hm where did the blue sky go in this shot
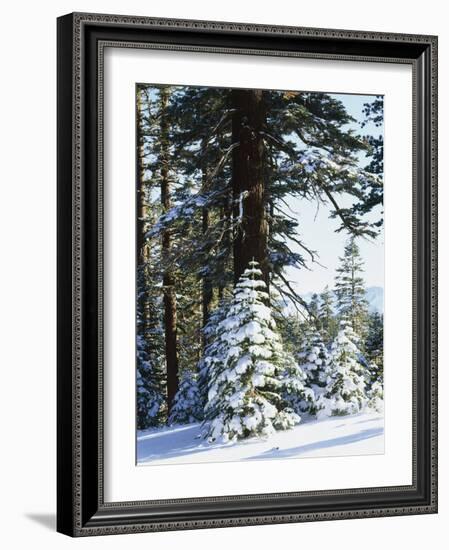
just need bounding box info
[285,93,384,294]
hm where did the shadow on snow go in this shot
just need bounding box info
[137,414,384,464]
[138,423,211,462]
[246,427,383,460]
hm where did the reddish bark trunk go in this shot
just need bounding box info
[231,89,269,286]
[202,206,213,329]
[160,88,179,412]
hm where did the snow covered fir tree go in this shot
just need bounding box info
[135,83,385,464]
[334,236,370,343]
[168,370,203,425]
[316,321,368,418]
[202,261,311,442]
[136,264,166,429]
[297,329,330,388]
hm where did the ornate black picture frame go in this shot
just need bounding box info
[57,12,438,537]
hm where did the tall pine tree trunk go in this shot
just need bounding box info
[136,87,146,261]
[201,159,213,334]
[160,87,179,413]
[218,193,232,300]
[136,88,151,348]
[202,207,213,323]
[231,89,269,286]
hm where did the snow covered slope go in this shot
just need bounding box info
[137,412,384,466]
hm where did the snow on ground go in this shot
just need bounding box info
[137,412,384,466]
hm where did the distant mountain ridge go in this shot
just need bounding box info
[301,286,384,314]
[364,286,384,314]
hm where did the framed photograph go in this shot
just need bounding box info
[57,12,438,536]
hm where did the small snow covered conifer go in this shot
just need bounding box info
[197,299,230,409]
[317,321,367,417]
[203,261,305,442]
[168,370,203,425]
[365,311,384,387]
[298,330,330,388]
[280,350,316,416]
[367,380,384,413]
[136,267,167,429]
[136,334,166,428]
[334,236,369,342]
[318,285,338,342]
